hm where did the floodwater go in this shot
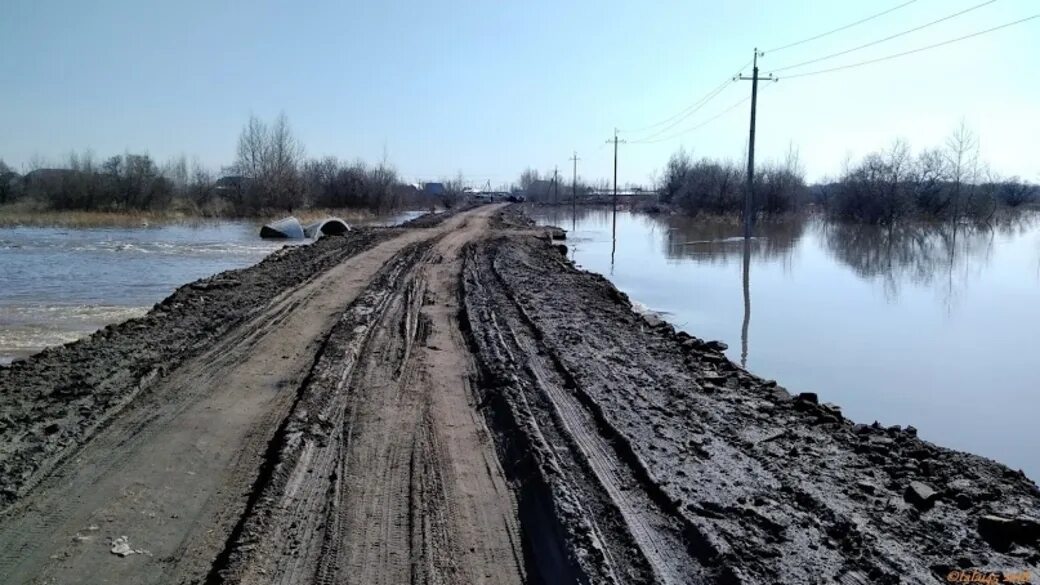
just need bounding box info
[0,211,423,365]
[530,206,1040,480]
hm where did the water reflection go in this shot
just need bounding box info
[741,236,751,368]
[534,205,1038,303]
[658,215,806,264]
[821,214,1038,305]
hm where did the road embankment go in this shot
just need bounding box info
[0,204,1036,584]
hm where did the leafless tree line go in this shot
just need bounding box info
[0,113,426,214]
[659,147,808,216]
[0,151,202,211]
[824,123,1038,225]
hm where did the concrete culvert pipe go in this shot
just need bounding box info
[260,216,305,239]
[304,218,351,238]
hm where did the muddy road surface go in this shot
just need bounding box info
[1,204,1038,584]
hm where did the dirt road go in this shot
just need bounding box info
[1,204,1038,584]
[0,205,522,585]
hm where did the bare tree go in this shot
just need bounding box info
[996,177,1035,207]
[518,168,540,192]
[0,159,21,204]
[162,155,190,196]
[945,121,978,222]
[302,156,340,207]
[231,113,304,211]
[442,171,466,209]
[266,112,305,210]
[188,159,215,209]
[235,115,268,181]
[831,140,913,225]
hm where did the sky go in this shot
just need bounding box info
[1,0,1037,186]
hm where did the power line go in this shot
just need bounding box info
[766,0,919,53]
[629,88,764,145]
[619,78,734,136]
[619,59,752,135]
[779,13,1040,80]
[629,81,737,142]
[770,0,997,74]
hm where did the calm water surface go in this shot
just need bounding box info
[530,206,1040,479]
[0,211,423,365]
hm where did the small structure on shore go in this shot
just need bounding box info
[304,218,350,238]
[259,216,305,239]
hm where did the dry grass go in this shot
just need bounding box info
[0,207,205,228]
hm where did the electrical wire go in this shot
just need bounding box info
[765,0,919,53]
[630,80,737,142]
[619,58,753,136]
[630,84,770,145]
[770,0,997,74]
[619,78,732,135]
[779,13,1039,79]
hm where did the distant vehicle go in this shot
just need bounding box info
[507,194,525,203]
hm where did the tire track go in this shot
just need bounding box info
[461,238,711,584]
[211,204,523,585]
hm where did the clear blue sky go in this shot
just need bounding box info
[2,0,1037,186]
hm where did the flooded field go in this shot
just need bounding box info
[530,206,1040,479]
[0,211,422,364]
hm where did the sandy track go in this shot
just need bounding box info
[0,205,517,585]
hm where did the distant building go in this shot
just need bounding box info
[422,182,445,196]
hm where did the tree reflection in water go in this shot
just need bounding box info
[657,215,806,265]
[646,213,808,369]
[820,212,1038,309]
[527,205,1038,372]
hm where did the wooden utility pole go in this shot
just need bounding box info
[737,48,774,238]
[553,166,559,205]
[606,129,626,230]
[569,151,580,217]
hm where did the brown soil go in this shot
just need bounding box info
[0,204,1037,584]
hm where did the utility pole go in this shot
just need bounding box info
[737,48,774,238]
[553,165,559,205]
[605,128,626,232]
[569,151,580,218]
